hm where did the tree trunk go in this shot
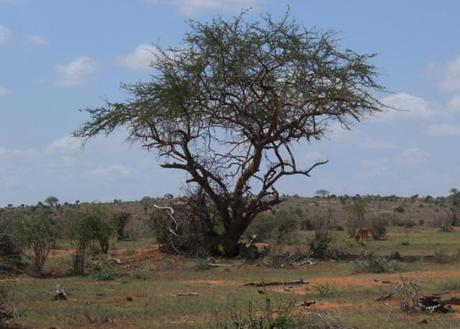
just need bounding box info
[220,236,240,257]
[219,215,254,257]
[99,239,109,254]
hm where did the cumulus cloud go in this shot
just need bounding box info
[379,92,438,121]
[358,139,396,150]
[26,34,48,46]
[117,44,158,70]
[46,135,81,153]
[440,55,460,92]
[0,86,11,96]
[0,134,176,205]
[147,0,259,16]
[0,24,10,44]
[56,56,97,86]
[425,124,460,137]
[85,164,133,178]
[400,147,430,166]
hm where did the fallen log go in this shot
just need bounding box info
[244,279,307,287]
[176,292,199,296]
[375,293,393,301]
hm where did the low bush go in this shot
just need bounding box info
[433,249,460,264]
[90,265,116,281]
[396,276,420,313]
[351,256,404,274]
[309,226,333,259]
[368,217,387,240]
[0,234,25,275]
[0,285,14,325]
[194,258,211,271]
[214,292,354,329]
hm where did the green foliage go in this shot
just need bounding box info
[309,225,333,259]
[368,216,387,240]
[245,210,297,243]
[393,206,405,213]
[0,234,25,275]
[433,249,460,264]
[351,257,404,274]
[75,11,383,257]
[20,206,58,273]
[69,206,115,274]
[90,265,116,281]
[113,211,131,241]
[214,293,351,329]
[345,197,367,237]
[0,285,14,324]
[194,258,211,271]
[314,283,338,298]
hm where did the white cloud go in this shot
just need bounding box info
[147,0,259,16]
[358,139,396,150]
[56,56,97,86]
[360,158,390,177]
[400,147,430,166]
[0,24,10,44]
[0,86,11,96]
[117,44,158,70]
[46,135,81,153]
[85,164,133,178]
[379,92,438,121]
[327,121,356,139]
[440,55,460,92]
[425,124,460,137]
[26,34,48,46]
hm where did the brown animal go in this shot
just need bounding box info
[354,228,370,244]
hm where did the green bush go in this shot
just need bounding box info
[90,265,116,281]
[433,249,460,264]
[368,217,387,240]
[19,206,58,274]
[194,258,211,271]
[351,257,404,274]
[0,234,25,275]
[245,210,297,243]
[309,227,333,259]
[0,285,14,324]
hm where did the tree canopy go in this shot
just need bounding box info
[75,12,383,256]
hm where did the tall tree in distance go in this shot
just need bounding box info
[75,12,383,256]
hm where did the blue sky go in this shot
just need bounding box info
[1,0,460,205]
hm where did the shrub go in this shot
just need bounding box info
[309,224,333,259]
[20,206,58,274]
[90,265,116,281]
[433,249,460,264]
[344,197,367,237]
[69,206,115,274]
[246,210,297,244]
[113,211,131,241]
[438,216,453,232]
[0,234,25,275]
[368,217,387,240]
[214,292,352,329]
[396,276,420,313]
[314,283,338,298]
[0,285,14,324]
[437,280,460,291]
[194,258,211,271]
[393,206,405,213]
[351,256,404,274]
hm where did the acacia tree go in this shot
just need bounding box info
[75,13,383,256]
